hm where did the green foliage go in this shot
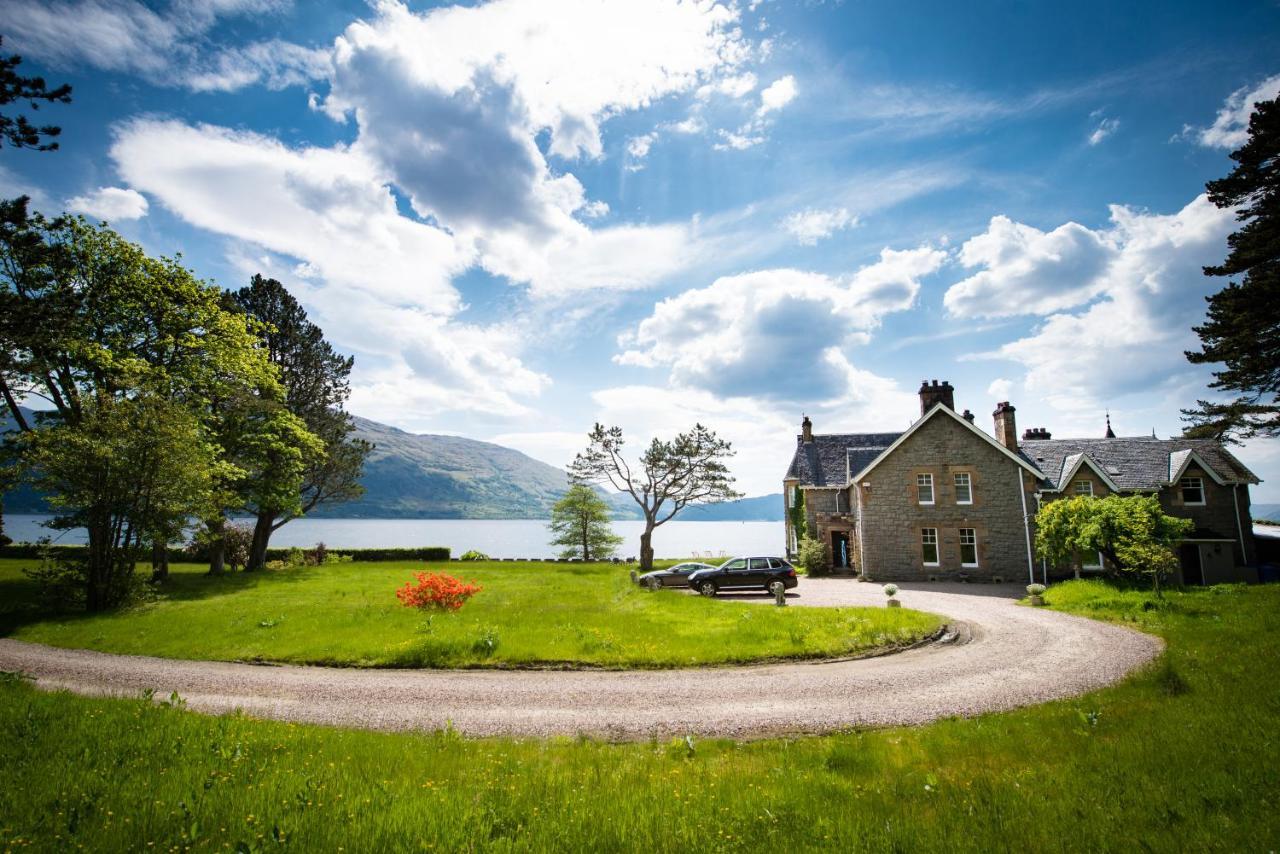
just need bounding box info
[458,550,489,561]
[795,536,829,577]
[1035,494,1193,595]
[0,203,281,608]
[0,558,938,669]
[0,580,1277,851]
[1183,95,1280,442]
[548,484,622,560]
[789,488,807,543]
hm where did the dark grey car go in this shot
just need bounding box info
[636,562,715,590]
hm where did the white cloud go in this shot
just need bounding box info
[617,246,946,401]
[1087,116,1119,146]
[714,128,765,150]
[65,186,149,221]
[756,74,797,116]
[986,378,1013,401]
[782,207,858,245]
[0,0,323,91]
[1185,73,1280,149]
[487,431,586,470]
[963,194,1236,413]
[944,215,1115,318]
[625,133,657,171]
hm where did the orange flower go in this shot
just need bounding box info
[395,571,482,611]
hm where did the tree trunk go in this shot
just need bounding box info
[582,515,590,562]
[85,519,112,612]
[246,511,276,571]
[639,526,655,573]
[207,517,226,576]
[150,539,169,583]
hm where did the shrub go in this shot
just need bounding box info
[264,560,287,571]
[883,583,899,598]
[795,536,829,577]
[224,524,253,571]
[286,547,306,567]
[306,542,329,566]
[395,572,482,612]
[1027,583,1047,596]
[458,549,490,561]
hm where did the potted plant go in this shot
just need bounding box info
[883,583,901,607]
[1026,583,1046,606]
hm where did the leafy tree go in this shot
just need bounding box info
[229,276,370,570]
[789,488,807,547]
[548,484,622,561]
[569,423,740,572]
[1035,495,1193,597]
[0,37,72,152]
[1183,96,1280,442]
[0,199,278,608]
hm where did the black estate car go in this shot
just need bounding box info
[687,557,798,597]
[637,562,715,590]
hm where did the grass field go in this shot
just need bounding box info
[0,558,940,668]
[0,579,1276,851]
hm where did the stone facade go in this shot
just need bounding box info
[855,412,1035,582]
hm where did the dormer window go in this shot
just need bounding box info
[1074,479,1093,496]
[917,473,934,505]
[954,472,972,504]
[1180,476,1205,505]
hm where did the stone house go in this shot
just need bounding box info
[783,380,1261,585]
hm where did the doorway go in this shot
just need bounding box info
[831,531,851,569]
[1179,543,1204,586]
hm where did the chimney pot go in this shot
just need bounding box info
[801,414,813,443]
[918,379,955,416]
[993,401,1018,449]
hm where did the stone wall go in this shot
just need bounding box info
[1158,462,1256,567]
[856,414,1035,582]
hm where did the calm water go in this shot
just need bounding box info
[4,515,785,560]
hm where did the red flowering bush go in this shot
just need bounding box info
[395,571,482,612]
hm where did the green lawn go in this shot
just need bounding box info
[0,580,1276,851]
[0,558,940,668]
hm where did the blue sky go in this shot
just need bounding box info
[3,0,1279,499]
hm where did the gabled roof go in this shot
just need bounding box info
[1057,452,1121,493]
[1169,449,1227,486]
[1020,436,1260,491]
[850,404,1044,483]
[785,431,900,487]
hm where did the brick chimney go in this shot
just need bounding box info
[801,414,813,444]
[919,380,955,415]
[962,409,975,423]
[1023,427,1051,441]
[993,402,1018,449]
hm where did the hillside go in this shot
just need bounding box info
[3,408,782,520]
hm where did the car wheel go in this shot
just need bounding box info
[646,577,662,591]
[698,581,718,597]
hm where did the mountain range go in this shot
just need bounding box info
[2,408,783,521]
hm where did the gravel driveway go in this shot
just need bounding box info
[0,579,1162,739]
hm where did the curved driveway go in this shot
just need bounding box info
[0,579,1162,739]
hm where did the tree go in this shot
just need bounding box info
[789,488,807,548]
[0,199,279,609]
[569,423,741,572]
[548,484,622,561]
[1035,494,1193,597]
[1183,95,1280,443]
[229,276,370,570]
[0,37,72,152]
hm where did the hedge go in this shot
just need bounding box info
[0,544,451,563]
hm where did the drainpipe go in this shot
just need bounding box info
[1232,484,1247,564]
[857,484,868,581]
[1018,465,1034,584]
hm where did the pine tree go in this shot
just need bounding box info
[1183,96,1280,442]
[547,484,622,561]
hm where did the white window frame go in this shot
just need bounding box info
[1081,551,1104,570]
[959,528,978,567]
[917,473,935,506]
[1180,476,1205,506]
[921,528,939,566]
[954,472,972,505]
[1074,479,1094,496]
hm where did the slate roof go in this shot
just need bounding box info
[785,432,901,487]
[1019,436,1260,491]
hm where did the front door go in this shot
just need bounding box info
[1179,543,1204,586]
[831,531,850,569]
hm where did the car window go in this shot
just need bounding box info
[749,558,769,570]
[768,558,784,569]
[722,559,747,570]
